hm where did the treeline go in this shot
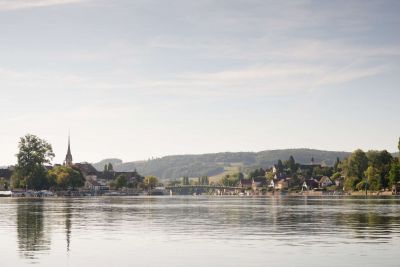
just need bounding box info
[11,134,85,190]
[93,149,350,179]
[341,147,400,191]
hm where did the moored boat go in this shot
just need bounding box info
[0,191,12,197]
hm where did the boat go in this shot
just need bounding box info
[0,191,12,197]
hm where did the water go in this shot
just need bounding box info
[1,196,400,267]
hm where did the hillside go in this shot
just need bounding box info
[92,149,351,180]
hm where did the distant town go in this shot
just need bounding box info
[0,134,399,197]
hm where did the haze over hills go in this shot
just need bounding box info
[92,149,351,180]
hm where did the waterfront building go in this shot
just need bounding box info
[64,134,73,166]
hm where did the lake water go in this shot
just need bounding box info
[1,196,400,267]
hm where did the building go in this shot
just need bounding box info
[252,177,267,191]
[65,134,73,166]
[74,162,99,181]
[239,178,252,189]
[302,179,319,190]
[318,176,334,188]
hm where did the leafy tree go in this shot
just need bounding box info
[342,149,368,189]
[220,174,239,186]
[0,178,9,190]
[344,176,358,191]
[12,134,55,190]
[365,166,381,191]
[103,164,108,172]
[367,150,393,188]
[334,157,340,172]
[288,155,297,173]
[276,160,284,173]
[248,168,265,179]
[48,166,85,190]
[331,172,341,181]
[198,176,209,185]
[389,161,400,186]
[115,174,128,189]
[182,176,190,185]
[144,176,158,190]
[107,163,114,172]
[398,137,400,155]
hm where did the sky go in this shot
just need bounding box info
[0,0,399,165]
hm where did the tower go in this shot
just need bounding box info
[65,134,73,166]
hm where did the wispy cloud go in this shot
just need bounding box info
[0,0,86,11]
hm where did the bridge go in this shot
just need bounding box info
[165,185,242,191]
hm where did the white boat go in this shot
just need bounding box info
[0,191,12,197]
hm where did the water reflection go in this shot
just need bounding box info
[16,199,50,260]
[64,201,72,252]
[5,196,400,266]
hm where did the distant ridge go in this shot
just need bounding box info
[92,149,351,179]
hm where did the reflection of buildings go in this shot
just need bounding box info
[65,202,72,252]
[17,199,50,259]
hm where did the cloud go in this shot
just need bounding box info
[0,0,86,11]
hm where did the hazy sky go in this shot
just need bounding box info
[0,0,399,165]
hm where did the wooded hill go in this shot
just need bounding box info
[93,149,351,180]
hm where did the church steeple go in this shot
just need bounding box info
[65,134,73,166]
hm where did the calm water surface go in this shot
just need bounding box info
[1,196,400,267]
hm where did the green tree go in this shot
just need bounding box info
[389,161,400,186]
[344,149,368,180]
[365,166,381,191]
[331,172,341,181]
[334,157,340,172]
[288,155,297,173]
[367,150,393,188]
[182,176,190,185]
[248,168,265,179]
[48,166,85,190]
[198,176,209,185]
[0,177,9,190]
[12,134,55,190]
[115,174,128,189]
[397,137,400,163]
[103,164,108,172]
[107,163,114,172]
[144,176,158,190]
[276,160,284,173]
[220,174,239,186]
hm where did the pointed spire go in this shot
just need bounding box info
[65,132,73,166]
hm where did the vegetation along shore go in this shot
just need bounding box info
[0,134,399,197]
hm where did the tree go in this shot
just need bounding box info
[0,178,9,190]
[288,155,297,173]
[182,176,190,185]
[365,166,381,191]
[367,150,393,188]
[220,174,239,186]
[331,172,341,181]
[144,176,158,190]
[398,137,400,156]
[248,168,265,179]
[12,134,55,190]
[107,163,114,172]
[334,157,340,172]
[103,164,108,172]
[115,174,128,189]
[198,176,209,185]
[345,149,368,180]
[276,160,284,173]
[389,161,400,186]
[48,166,85,190]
